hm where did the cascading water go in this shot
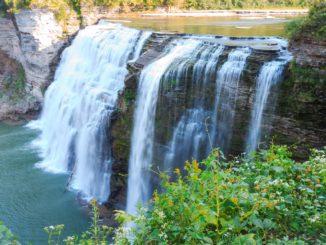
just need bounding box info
[29,22,151,202]
[130,31,152,62]
[126,37,290,213]
[211,47,251,151]
[126,39,202,215]
[163,46,251,172]
[162,44,224,169]
[246,52,292,152]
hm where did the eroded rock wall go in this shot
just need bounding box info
[0,9,80,121]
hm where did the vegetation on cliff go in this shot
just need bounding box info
[286,1,326,41]
[2,145,325,244]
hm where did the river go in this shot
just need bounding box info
[0,123,89,244]
[110,15,292,36]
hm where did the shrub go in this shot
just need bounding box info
[0,221,20,245]
[286,1,326,41]
[115,145,326,244]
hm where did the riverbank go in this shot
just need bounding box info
[138,9,308,17]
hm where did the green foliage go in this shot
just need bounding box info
[287,1,326,40]
[0,221,20,245]
[3,0,31,13]
[1,63,27,102]
[115,145,326,244]
[44,224,65,245]
[44,199,112,245]
[289,61,325,102]
[123,89,136,102]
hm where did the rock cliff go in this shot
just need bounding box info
[0,10,69,120]
[0,8,85,121]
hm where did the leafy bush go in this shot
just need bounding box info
[115,145,326,244]
[0,221,20,245]
[287,1,326,41]
[43,199,112,244]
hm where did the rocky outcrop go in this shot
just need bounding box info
[272,39,326,159]
[289,38,326,68]
[0,9,81,121]
[0,49,40,121]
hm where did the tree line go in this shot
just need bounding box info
[1,0,317,14]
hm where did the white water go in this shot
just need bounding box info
[29,23,150,202]
[212,47,251,152]
[130,31,152,62]
[126,39,202,215]
[246,52,291,152]
[163,44,224,169]
[164,108,210,170]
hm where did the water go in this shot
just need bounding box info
[0,123,89,244]
[212,47,251,152]
[246,52,291,152]
[29,22,151,203]
[161,46,251,174]
[162,44,224,169]
[126,39,202,215]
[111,16,293,37]
[164,108,211,170]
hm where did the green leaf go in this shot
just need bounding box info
[253,218,264,229]
[202,237,213,244]
[232,234,256,245]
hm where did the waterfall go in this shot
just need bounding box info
[130,31,152,62]
[246,52,291,152]
[163,46,250,172]
[211,47,251,152]
[164,108,210,170]
[29,22,151,202]
[162,44,224,170]
[126,39,202,215]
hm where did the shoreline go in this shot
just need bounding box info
[141,9,308,17]
[108,9,308,18]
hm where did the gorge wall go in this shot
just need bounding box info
[0,7,91,121]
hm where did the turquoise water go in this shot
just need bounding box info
[0,123,89,244]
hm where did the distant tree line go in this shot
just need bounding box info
[1,0,318,13]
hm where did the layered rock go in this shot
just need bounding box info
[271,39,326,159]
[289,38,326,68]
[0,9,80,121]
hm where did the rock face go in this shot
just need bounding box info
[0,49,40,121]
[14,9,68,99]
[289,38,326,68]
[272,38,326,159]
[0,9,80,121]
